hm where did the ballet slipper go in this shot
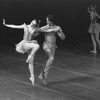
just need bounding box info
[29,76,35,85]
[90,50,97,53]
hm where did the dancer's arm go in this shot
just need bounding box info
[96,12,100,19]
[87,7,91,13]
[37,25,57,32]
[38,25,49,32]
[49,26,60,32]
[37,25,59,32]
[41,25,65,39]
[33,29,41,37]
[3,19,24,29]
[57,27,65,40]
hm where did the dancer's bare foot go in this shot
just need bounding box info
[38,72,47,85]
[26,55,32,63]
[38,73,43,80]
[43,79,47,85]
[90,50,97,54]
[29,76,35,85]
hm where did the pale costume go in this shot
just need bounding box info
[88,15,100,34]
[16,25,38,54]
[88,6,100,53]
[3,19,40,86]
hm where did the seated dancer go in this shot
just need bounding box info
[88,5,100,53]
[3,19,40,85]
[37,15,65,85]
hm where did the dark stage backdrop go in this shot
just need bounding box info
[0,0,100,46]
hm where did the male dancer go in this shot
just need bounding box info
[3,19,40,85]
[38,15,65,84]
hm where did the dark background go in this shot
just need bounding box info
[0,0,100,47]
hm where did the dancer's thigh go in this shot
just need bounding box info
[43,43,55,57]
[23,42,39,51]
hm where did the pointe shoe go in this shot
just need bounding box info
[90,50,97,53]
[29,76,35,85]
[26,55,32,63]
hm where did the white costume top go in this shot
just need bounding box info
[16,25,37,54]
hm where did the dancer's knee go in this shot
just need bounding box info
[36,44,40,49]
[31,43,40,49]
[33,44,40,50]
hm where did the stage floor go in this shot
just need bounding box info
[0,44,100,100]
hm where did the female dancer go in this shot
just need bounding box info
[88,5,100,53]
[3,19,40,85]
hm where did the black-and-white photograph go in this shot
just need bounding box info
[0,0,100,100]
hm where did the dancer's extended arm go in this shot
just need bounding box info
[3,19,24,29]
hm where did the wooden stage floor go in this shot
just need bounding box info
[0,44,100,100]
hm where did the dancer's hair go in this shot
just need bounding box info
[46,15,53,22]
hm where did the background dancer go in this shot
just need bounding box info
[88,5,100,53]
[37,15,65,85]
[3,19,40,85]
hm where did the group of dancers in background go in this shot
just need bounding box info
[2,4,100,85]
